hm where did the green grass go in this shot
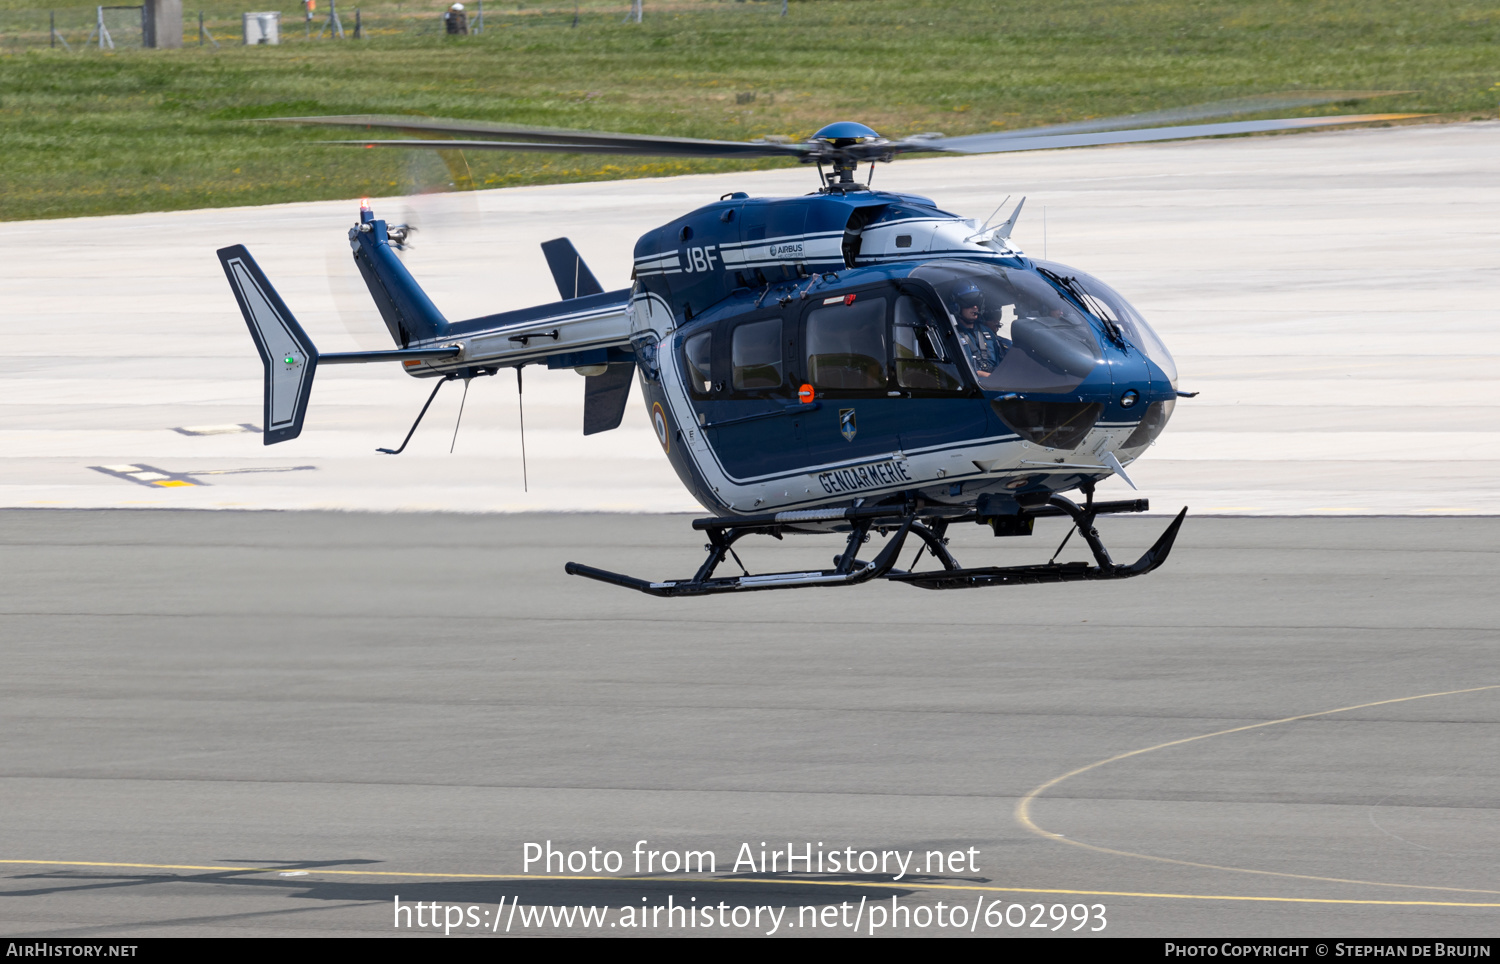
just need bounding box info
[0,0,1497,220]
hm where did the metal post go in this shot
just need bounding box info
[51,11,73,49]
[781,0,787,15]
[50,10,55,47]
[318,0,343,38]
[472,0,481,34]
[198,10,219,46]
[97,6,115,49]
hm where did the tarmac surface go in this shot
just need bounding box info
[1,509,1497,937]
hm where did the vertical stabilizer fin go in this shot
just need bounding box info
[583,364,634,435]
[541,238,605,300]
[349,204,449,347]
[217,244,319,445]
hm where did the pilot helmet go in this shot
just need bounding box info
[952,282,985,317]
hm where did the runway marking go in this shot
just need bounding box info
[3,860,1500,908]
[171,424,259,437]
[1016,683,1500,897]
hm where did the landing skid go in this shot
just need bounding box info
[565,493,1187,597]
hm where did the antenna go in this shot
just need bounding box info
[449,377,471,453]
[516,366,529,492]
[979,196,1009,232]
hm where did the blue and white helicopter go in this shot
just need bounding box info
[218,94,1412,596]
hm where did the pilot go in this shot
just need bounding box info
[951,282,1002,376]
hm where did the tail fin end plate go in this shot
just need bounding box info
[217,245,319,445]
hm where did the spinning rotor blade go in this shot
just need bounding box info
[273,114,809,159]
[934,90,1411,144]
[274,90,1426,167]
[327,138,805,159]
[914,112,1427,156]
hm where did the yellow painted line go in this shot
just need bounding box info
[1016,684,1500,898]
[151,480,195,487]
[3,859,1499,908]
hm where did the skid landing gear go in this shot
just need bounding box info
[564,491,1188,597]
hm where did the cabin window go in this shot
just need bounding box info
[731,318,783,390]
[893,295,964,392]
[682,330,713,397]
[805,297,888,391]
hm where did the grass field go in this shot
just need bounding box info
[0,0,1497,221]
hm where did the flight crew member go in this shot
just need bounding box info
[951,282,1002,377]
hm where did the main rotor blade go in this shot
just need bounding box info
[281,93,1423,166]
[907,113,1427,156]
[275,114,810,159]
[953,90,1411,143]
[326,138,805,159]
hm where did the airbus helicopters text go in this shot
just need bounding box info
[218,93,1420,595]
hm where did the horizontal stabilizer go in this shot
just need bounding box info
[320,347,461,365]
[541,238,605,300]
[583,364,634,435]
[217,245,318,445]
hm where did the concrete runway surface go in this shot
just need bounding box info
[2,121,1500,514]
[1,509,1497,937]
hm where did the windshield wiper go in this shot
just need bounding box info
[1037,267,1126,348]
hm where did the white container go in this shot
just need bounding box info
[243,10,279,44]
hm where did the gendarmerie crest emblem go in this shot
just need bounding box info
[839,408,857,441]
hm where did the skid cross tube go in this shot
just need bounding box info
[565,495,1185,596]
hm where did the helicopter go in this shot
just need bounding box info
[217,93,1418,596]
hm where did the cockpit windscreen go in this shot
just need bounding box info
[911,261,1103,394]
[1034,260,1178,388]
